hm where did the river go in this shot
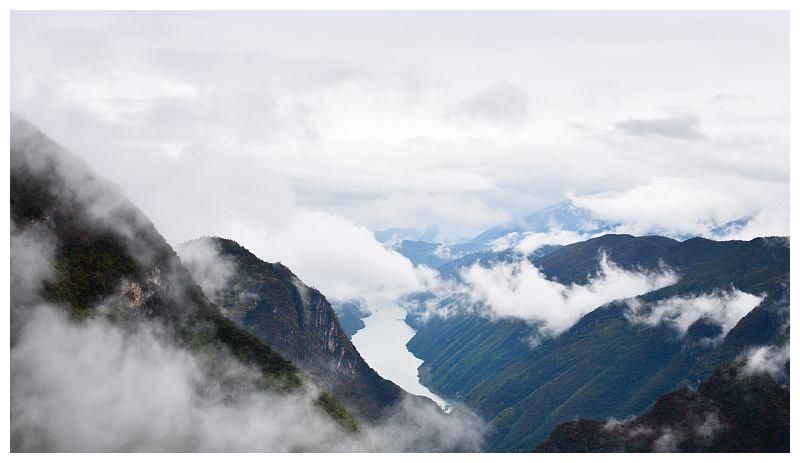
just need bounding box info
[350,304,449,410]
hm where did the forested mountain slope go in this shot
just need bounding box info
[406,234,789,450]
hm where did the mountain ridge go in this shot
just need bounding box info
[10,115,360,449]
[178,236,433,421]
[405,233,789,450]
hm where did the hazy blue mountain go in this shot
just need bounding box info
[374,227,439,244]
[392,240,487,268]
[470,200,615,246]
[432,244,562,282]
[389,200,609,270]
[405,234,789,451]
[709,216,753,238]
[386,198,753,273]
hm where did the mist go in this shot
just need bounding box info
[176,238,237,302]
[411,252,677,337]
[10,116,485,452]
[463,252,677,335]
[740,344,790,380]
[11,304,484,452]
[625,289,764,338]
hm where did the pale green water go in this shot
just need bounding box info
[351,304,449,410]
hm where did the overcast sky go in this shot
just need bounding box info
[10,11,789,303]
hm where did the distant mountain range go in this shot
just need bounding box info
[373,227,439,245]
[468,199,615,246]
[380,200,753,269]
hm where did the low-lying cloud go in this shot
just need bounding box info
[10,224,484,452]
[459,253,677,335]
[571,177,789,240]
[10,126,485,452]
[176,238,237,302]
[740,344,789,380]
[625,288,764,338]
[11,304,484,451]
[490,229,594,254]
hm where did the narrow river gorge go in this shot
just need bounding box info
[350,304,449,410]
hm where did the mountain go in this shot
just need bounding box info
[10,115,359,449]
[374,227,439,245]
[405,234,789,451]
[536,362,789,452]
[330,298,370,338]
[179,236,425,421]
[709,216,752,238]
[469,200,614,246]
[388,200,608,269]
[392,240,487,268]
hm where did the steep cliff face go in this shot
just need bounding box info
[330,299,369,339]
[535,362,789,452]
[179,237,416,421]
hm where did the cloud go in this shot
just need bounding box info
[571,177,789,239]
[652,428,682,452]
[459,252,677,335]
[10,117,485,453]
[740,344,789,379]
[176,239,237,302]
[445,83,529,128]
[490,229,594,254]
[361,192,510,242]
[213,208,443,309]
[11,304,484,451]
[711,206,790,241]
[615,113,706,140]
[625,288,763,338]
[10,224,56,310]
[10,206,483,452]
[11,12,788,244]
[12,304,338,451]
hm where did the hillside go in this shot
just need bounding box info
[536,362,789,452]
[406,234,789,450]
[10,115,358,450]
[179,236,424,421]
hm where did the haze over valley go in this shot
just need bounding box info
[9,10,790,453]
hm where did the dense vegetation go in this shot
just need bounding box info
[536,362,789,452]
[10,115,355,427]
[183,237,428,421]
[406,234,789,450]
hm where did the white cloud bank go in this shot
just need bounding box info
[489,229,596,254]
[10,224,484,452]
[625,289,764,338]
[11,11,789,246]
[572,177,788,240]
[741,344,789,379]
[226,209,441,308]
[11,304,484,452]
[460,253,677,335]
